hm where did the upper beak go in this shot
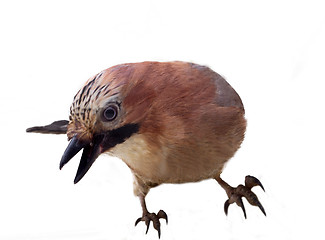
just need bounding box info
[60,134,104,184]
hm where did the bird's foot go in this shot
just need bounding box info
[135,210,168,238]
[217,175,266,218]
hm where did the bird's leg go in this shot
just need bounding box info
[135,194,168,238]
[215,175,266,218]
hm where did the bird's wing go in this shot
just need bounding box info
[26,120,69,134]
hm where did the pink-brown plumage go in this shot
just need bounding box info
[27,61,265,238]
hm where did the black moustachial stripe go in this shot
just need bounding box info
[100,123,140,152]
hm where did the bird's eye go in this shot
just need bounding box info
[103,105,118,121]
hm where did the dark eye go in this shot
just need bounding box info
[103,105,118,121]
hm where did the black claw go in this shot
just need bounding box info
[245,175,265,191]
[237,198,247,219]
[224,199,230,216]
[135,211,168,238]
[135,217,142,226]
[257,202,267,216]
[219,176,266,219]
[152,220,161,238]
[145,220,150,234]
[157,210,168,224]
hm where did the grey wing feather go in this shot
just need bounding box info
[26,120,69,134]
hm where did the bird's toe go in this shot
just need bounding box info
[219,175,266,218]
[135,210,168,238]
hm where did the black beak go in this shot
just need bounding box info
[60,136,88,170]
[60,123,140,184]
[60,134,104,184]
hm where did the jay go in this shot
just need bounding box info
[27,61,265,238]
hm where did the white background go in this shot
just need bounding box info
[1,0,324,239]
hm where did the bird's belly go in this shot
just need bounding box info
[158,147,229,183]
[108,134,232,184]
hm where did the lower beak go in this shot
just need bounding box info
[60,134,104,184]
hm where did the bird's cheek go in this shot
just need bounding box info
[97,124,140,154]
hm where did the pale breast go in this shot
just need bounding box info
[108,134,166,183]
[107,118,245,185]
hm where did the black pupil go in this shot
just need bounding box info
[104,106,117,121]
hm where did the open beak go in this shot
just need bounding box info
[60,123,140,184]
[60,134,104,184]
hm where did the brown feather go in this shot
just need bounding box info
[65,61,246,196]
[101,62,247,194]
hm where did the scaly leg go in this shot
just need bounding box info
[215,175,266,218]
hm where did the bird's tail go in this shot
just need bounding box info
[26,120,69,134]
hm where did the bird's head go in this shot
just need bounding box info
[60,63,156,183]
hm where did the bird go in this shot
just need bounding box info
[26,61,266,238]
